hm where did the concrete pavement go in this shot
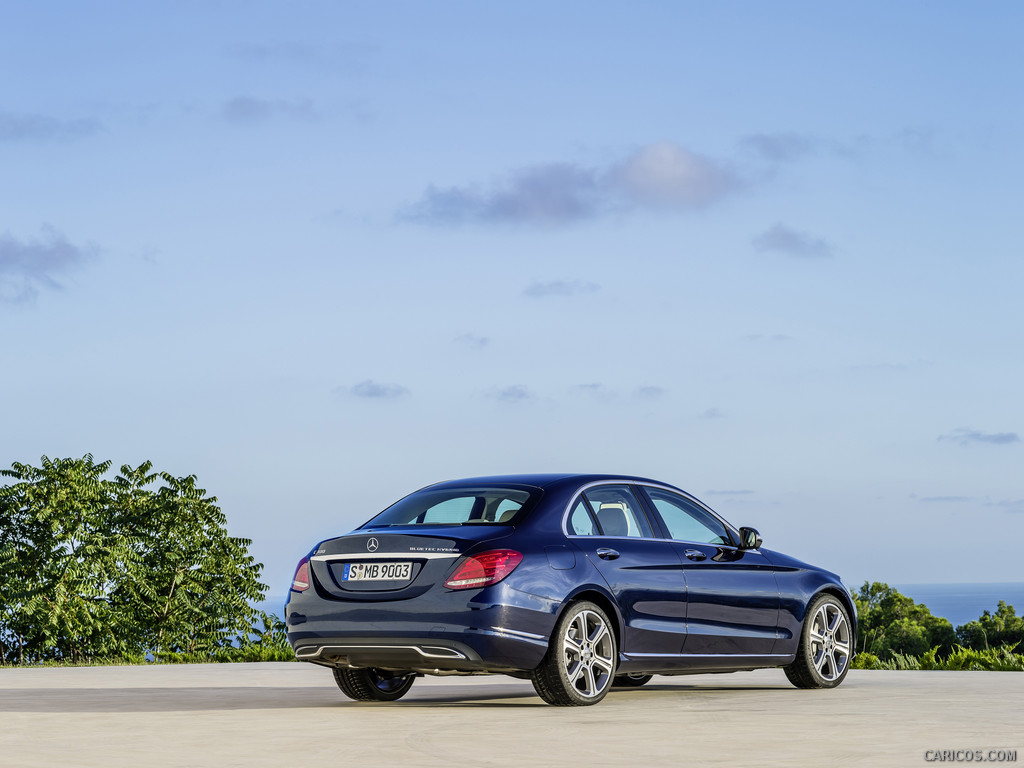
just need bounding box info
[0,663,1020,767]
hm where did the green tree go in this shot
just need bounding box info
[0,455,268,665]
[108,464,267,657]
[956,601,1024,651]
[0,456,132,663]
[854,581,956,660]
[881,617,930,658]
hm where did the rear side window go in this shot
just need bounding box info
[582,485,654,538]
[364,487,537,527]
[568,498,598,535]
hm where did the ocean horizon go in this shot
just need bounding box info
[262,583,1024,632]
[893,582,1024,628]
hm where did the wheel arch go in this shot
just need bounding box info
[558,585,624,658]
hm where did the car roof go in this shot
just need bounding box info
[421,473,676,492]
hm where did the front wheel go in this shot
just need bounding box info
[532,601,617,706]
[785,593,852,689]
[333,667,416,701]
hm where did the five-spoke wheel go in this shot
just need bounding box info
[532,601,617,706]
[785,593,852,689]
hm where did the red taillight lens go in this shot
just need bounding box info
[444,549,523,590]
[291,557,310,592]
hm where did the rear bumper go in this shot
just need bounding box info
[290,629,548,674]
[290,632,546,674]
[285,584,557,674]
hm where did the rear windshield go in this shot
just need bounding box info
[363,487,537,527]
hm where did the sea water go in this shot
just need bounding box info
[894,583,1024,628]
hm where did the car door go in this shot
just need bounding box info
[638,486,780,655]
[565,484,688,658]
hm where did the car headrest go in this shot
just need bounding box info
[597,504,629,537]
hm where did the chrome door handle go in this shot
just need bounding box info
[596,548,620,560]
[684,549,707,561]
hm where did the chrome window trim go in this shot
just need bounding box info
[564,533,754,555]
[565,534,674,543]
[560,479,741,546]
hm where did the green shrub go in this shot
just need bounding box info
[854,644,1024,671]
[852,652,879,669]
[873,651,922,670]
[151,612,295,664]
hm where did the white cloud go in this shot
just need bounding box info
[991,499,1024,514]
[753,223,834,258]
[0,225,95,303]
[741,132,817,163]
[0,111,100,142]
[634,386,666,400]
[222,97,316,123]
[523,280,599,298]
[345,380,409,399]
[455,333,489,349]
[938,428,1019,447]
[405,164,600,226]
[403,141,739,227]
[610,142,740,209]
[490,385,533,403]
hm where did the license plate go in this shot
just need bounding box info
[342,561,413,582]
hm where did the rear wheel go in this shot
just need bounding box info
[613,673,653,687]
[785,593,852,689]
[333,667,416,701]
[532,601,617,706]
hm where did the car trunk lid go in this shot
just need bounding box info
[308,527,511,600]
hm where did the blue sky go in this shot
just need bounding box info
[3,2,1023,597]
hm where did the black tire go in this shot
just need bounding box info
[613,673,653,688]
[333,667,416,701]
[785,593,853,689]
[532,601,617,706]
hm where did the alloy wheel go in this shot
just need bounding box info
[561,608,616,698]
[808,601,851,682]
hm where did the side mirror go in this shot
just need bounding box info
[738,526,762,550]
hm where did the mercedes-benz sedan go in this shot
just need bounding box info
[285,473,855,706]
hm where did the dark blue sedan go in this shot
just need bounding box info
[285,473,855,706]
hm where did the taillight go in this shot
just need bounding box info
[291,556,310,592]
[444,549,523,590]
